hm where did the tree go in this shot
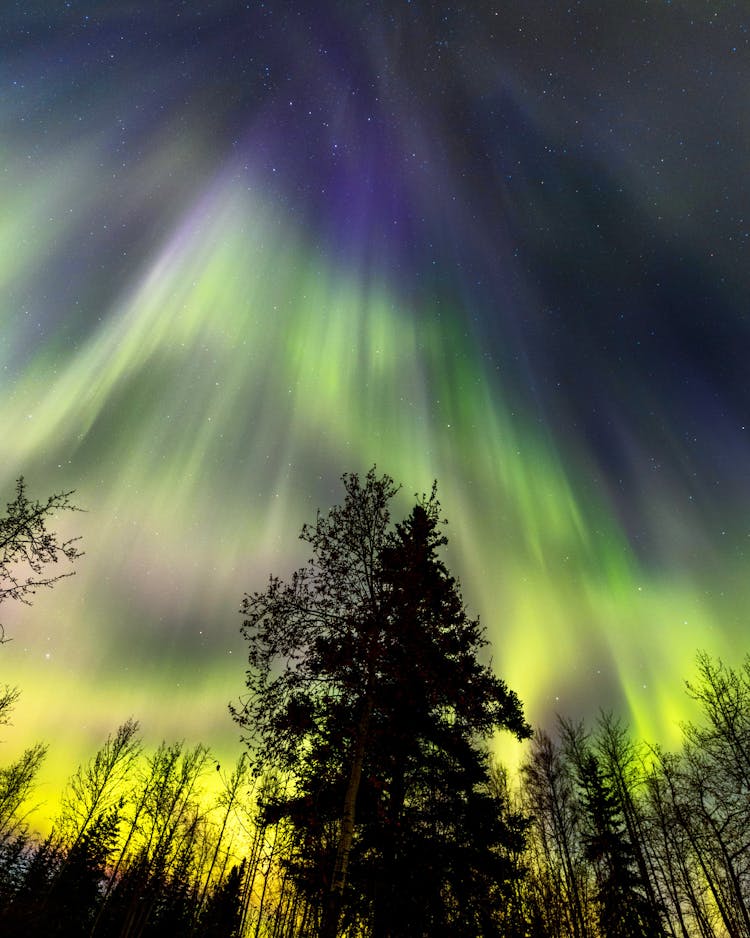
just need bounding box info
[593,712,670,935]
[576,750,662,938]
[56,719,141,857]
[558,718,668,938]
[45,804,122,938]
[110,740,211,938]
[0,742,48,841]
[0,477,82,643]
[199,860,245,938]
[232,468,531,937]
[194,754,250,921]
[0,477,82,926]
[672,653,750,936]
[521,728,594,938]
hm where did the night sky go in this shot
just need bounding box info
[2,1,749,795]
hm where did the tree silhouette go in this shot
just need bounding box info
[232,468,531,937]
[199,860,245,938]
[0,742,48,842]
[560,719,666,938]
[0,477,82,643]
[56,719,141,856]
[521,728,594,938]
[578,752,661,938]
[46,804,122,937]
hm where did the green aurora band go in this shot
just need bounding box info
[2,165,731,800]
[2,1,748,814]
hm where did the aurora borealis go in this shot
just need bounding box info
[2,2,749,798]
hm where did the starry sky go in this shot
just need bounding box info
[2,1,749,795]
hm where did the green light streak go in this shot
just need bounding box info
[0,168,740,812]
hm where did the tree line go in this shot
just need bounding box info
[518,653,750,938]
[1,472,749,936]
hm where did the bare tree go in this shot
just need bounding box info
[0,742,48,842]
[521,729,595,938]
[56,719,141,856]
[0,477,82,642]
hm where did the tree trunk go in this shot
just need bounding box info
[372,765,405,938]
[319,691,374,938]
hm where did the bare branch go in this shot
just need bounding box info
[0,477,83,640]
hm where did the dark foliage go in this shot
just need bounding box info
[4,467,750,937]
[199,861,245,938]
[578,753,662,938]
[233,469,531,936]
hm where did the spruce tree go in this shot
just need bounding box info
[579,753,663,938]
[232,469,531,936]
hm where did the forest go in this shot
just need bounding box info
[1,473,749,937]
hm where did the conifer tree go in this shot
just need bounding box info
[232,469,531,937]
[561,720,665,938]
[199,860,245,938]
